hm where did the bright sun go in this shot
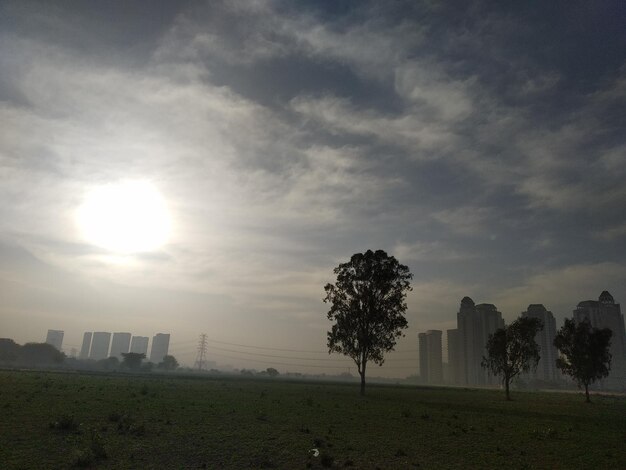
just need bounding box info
[77,180,171,254]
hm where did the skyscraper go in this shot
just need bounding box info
[149,333,170,363]
[418,330,443,384]
[130,336,149,355]
[418,332,428,383]
[447,329,460,385]
[89,332,111,360]
[45,330,64,351]
[522,304,557,382]
[79,332,92,359]
[109,332,132,359]
[573,291,626,389]
[457,297,504,386]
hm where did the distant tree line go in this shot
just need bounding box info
[0,339,65,366]
[324,249,613,402]
[481,316,612,402]
[0,338,179,373]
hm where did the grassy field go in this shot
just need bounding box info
[0,370,624,469]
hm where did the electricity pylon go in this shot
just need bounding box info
[194,333,208,370]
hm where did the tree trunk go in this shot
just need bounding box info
[359,361,366,396]
[505,377,511,401]
[585,383,590,403]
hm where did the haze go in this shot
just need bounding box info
[1,1,625,376]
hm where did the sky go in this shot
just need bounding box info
[1,0,625,376]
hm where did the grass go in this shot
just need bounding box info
[0,370,624,469]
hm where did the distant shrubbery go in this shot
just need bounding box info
[0,338,185,375]
[0,339,65,366]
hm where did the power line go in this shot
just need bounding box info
[172,336,420,354]
[204,350,419,370]
[203,344,419,363]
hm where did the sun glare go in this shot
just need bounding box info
[77,180,171,254]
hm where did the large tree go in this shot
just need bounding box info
[18,342,65,366]
[324,250,412,396]
[158,355,179,371]
[554,318,612,403]
[121,352,146,370]
[481,317,543,400]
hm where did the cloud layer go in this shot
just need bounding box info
[1,0,624,374]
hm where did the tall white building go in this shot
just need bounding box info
[89,332,111,360]
[447,329,460,385]
[522,304,557,382]
[109,332,131,359]
[149,333,170,363]
[573,291,626,390]
[45,330,64,351]
[130,336,149,355]
[457,297,504,386]
[79,332,92,359]
[419,330,443,384]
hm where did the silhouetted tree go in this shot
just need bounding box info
[121,352,145,370]
[266,367,279,377]
[18,342,65,366]
[0,338,20,362]
[324,250,412,396]
[98,356,119,370]
[554,318,612,403]
[481,317,543,400]
[158,355,179,371]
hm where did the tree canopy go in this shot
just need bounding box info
[554,318,612,402]
[0,338,21,362]
[266,367,279,377]
[324,249,412,395]
[121,352,146,370]
[158,355,179,371]
[18,342,65,366]
[481,316,543,400]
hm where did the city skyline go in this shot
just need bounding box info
[31,290,625,381]
[1,1,625,377]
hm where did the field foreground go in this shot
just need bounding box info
[0,370,624,469]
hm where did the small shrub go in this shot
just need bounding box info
[420,413,430,420]
[71,448,94,467]
[545,428,558,438]
[395,448,407,457]
[313,437,325,448]
[50,414,79,432]
[130,422,146,436]
[116,414,145,435]
[89,429,107,459]
[250,456,276,468]
[401,409,412,418]
[140,384,149,395]
[320,453,334,468]
[108,411,122,422]
[343,459,354,467]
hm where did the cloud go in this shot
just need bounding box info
[0,0,624,374]
[393,240,475,262]
[592,222,626,242]
[431,206,495,237]
[491,262,626,321]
